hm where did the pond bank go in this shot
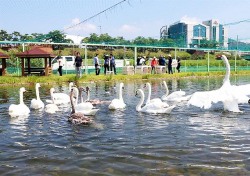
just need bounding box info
[0,70,250,86]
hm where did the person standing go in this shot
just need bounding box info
[158,55,166,66]
[74,52,83,77]
[168,54,173,74]
[103,54,110,75]
[93,53,100,75]
[151,56,157,74]
[57,56,63,76]
[110,54,116,75]
[176,57,181,73]
[139,56,146,65]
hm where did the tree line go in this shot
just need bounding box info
[0,29,224,49]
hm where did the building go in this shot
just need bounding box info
[161,19,228,49]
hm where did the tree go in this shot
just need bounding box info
[200,39,219,49]
[0,30,11,41]
[46,30,68,43]
[20,34,34,41]
[11,31,21,41]
[83,33,100,43]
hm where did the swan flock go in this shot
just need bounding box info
[7,55,250,120]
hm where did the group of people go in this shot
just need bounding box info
[57,51,181,76]
[57,52,83,77]
[93,53,116,75]
[150,55,181,74]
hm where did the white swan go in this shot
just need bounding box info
[46,82,74,105]
[108,82,126,110]
[72,87,99,116]
[135,89,176,114]
[144,82,169,107]
[45,88,59,114]
[161,81,190,102]
[30,83,44,110]
[187,55,249,112]
[9,87,30,117]
[68,88,93,125]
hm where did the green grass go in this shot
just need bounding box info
[0,70,250,86]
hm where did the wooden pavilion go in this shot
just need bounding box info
[0,51,9,76]
[16,46,56,76]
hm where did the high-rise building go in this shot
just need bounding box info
[161,19,228,49]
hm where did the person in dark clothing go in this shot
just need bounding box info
[168,54,173,74]
[74,52,83,77]
[176,57,181,73]
[137,57,141,66]
[110,54,116,74]
[103,55,110,75]
[158,55,166,66]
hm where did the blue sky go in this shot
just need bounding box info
[0,0,250,42]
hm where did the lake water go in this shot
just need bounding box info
[0,76,250,175]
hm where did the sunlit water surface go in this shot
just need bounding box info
[0,76,250,175]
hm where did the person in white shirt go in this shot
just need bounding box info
[57,56,63,76]
[93,54,100,75]
[139,56,146,65]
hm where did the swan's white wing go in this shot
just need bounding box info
[232,84,250,96]
[230,85,250,104]
[9,104,30,117]
[53,93,70,100]
[75,102,93,111]
[30,99,44,110]
[45,104,59,114]
[108,99,126,110]
[187,89,223,109]
[75,108,99,116]
[162,90,186,102]
[141,104,175,114]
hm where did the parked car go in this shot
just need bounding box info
[51,56,75,70]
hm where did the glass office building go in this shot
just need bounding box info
[162,19,228,49]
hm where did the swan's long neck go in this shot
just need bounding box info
[73,87,79,105]
[69,82,73,92]
[118,83,123,101]
[36,85,40,100]
[79,89,84,103]
[163,81,169,96]
[222,55,230,84]
[86,90,90,101]
[136,89,144,111]
[70,91,75,114]
[50,90,55,104]
[19,90,24,104]
[146,83,151,104]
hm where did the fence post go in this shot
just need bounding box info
[134,46,137,68]
[234,51,237,72]
[207,51,210,72]
[84,45,88,75]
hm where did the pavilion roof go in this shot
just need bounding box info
[16,46,56,58]
[0,51,9,59]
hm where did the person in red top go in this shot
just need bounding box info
[151,56,157,74]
